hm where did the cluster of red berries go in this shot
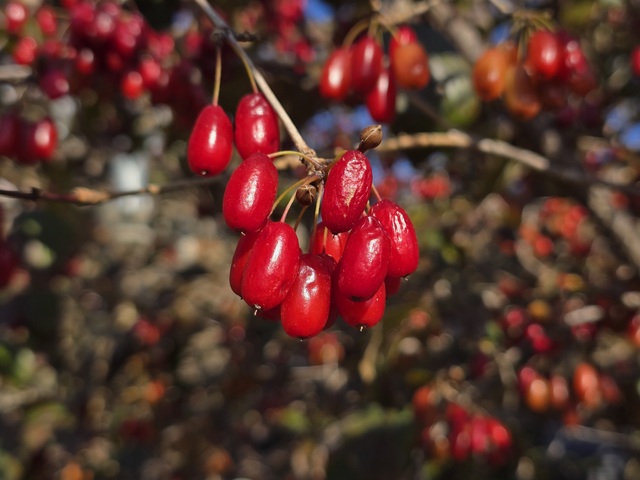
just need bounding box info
[518,362,622,417]
[320,25,429,123]
[473,29,597,120]
[222,129,418,338]
[413,386,513,466]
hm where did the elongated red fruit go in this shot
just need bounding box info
[391,42,430,90]
[241,221,301,310]
[365,65,396,123]
[389,26,418,59]
[370,199,419,277]
[309,221,348,262]
[350,35,383,94]
[223,153,278,233]
[336,215,390,301]
[281,254,333,338]
[319,47,352,100]
[234,93,280,159]
[19,117,58,164]
[321,150,372,234]
[229,230,261,296]
[187,104,233,176]
[334,280,386,329]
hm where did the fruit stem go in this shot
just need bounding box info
[293,205,308,231]
[238,47,259,94]
[342,18,371,48]
[213,45,222,106]
[308,182,324,253]
[269,150,323,171]
[271,174,321,215]
[371,184,382,202]
[280,187,299,223]
[192,0,316,160]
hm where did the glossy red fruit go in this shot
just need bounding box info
[370,199,419,278]
[20,117,58,163]
[12,36,38,65]
[138,56,162,89]
[5,1,27,35]
[36,5,58,36]
[121,70,144,99]
[573,362,602,408]
[241,221,301,311]
[525,375,551,413]
[365,66,396,123]
[319,47,352,101]
[309,221,348,262]
[503,64,541,120]
[335,215,390,301]
[321,150,373,233]
[472,46,510,101]
[389,26,418,59]
[229,230,260,296]
[0,113,19,157]
[187,105,233,176]
[526,30,560,79]
[334,279,386,329]
[39,69,70,99]
[234,93,280,159]
[391,42,430,89]
[350,35,383,94]
[75,48,95,75]
[281,254,333,338]
[222,153,278,233]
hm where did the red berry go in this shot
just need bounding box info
[121,70,144,99]
[229,230,260,296]
[280,254,333,338]
[234,93,280,159]
[526,30,560,79]
[334,279,386,329]
[39,69,70,99]
[370,199,419,278]
[75,48,95,75]
[12,36,38,66]
[0,112,20,158]
[350,35,383,94]
[365,65,396,123]
[222,153,278,233]
[321,149,373,233]
[36,5,58,37]
[309,221,348,262]
[503,64,541,120]
[335,215,390,301]
[138,56,162,89]
[389,26,418,59]
[240,221,301,311]
[472,46,510,101]
[5,1,27,35]
[319,47,352,101]
[187,105,234,176]
[573,362,602,408]
[20,118,58,164]
[391,42,430,90]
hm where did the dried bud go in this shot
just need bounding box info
[296,184,318,206]
[358,124,383,152]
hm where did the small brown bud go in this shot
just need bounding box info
[296,184,318,206]
[358,124,383,152]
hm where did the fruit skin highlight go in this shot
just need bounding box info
[234,93,280,159]
[187,104,233,176]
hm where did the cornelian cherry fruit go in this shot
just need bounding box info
[334,279,386,329]
[389,26,418,59]
[350,35,383,94]
[526,30,560,79]
[20,117,58,164]
[335,215,390,301]
[365,65,396,123]
[472,46,510,101]
[187,105,233,176]
[229,230,260,297]
[281,254,333,338]
[319,47,352,101]
[391,42,430,90]
[321,149,373,233]
[309,221,348,262]
[370,199,419,278]
[222,152,278,233]
[240,221,301,311]
[234,93,280,159]
[503,64,541,120]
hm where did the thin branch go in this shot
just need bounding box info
[378,130,640,197]
[191,0,315,159]
[0,64,33,83]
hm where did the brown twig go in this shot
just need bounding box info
[378,130,640,197]
[0,64,33,83]
[191,0,316,159]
